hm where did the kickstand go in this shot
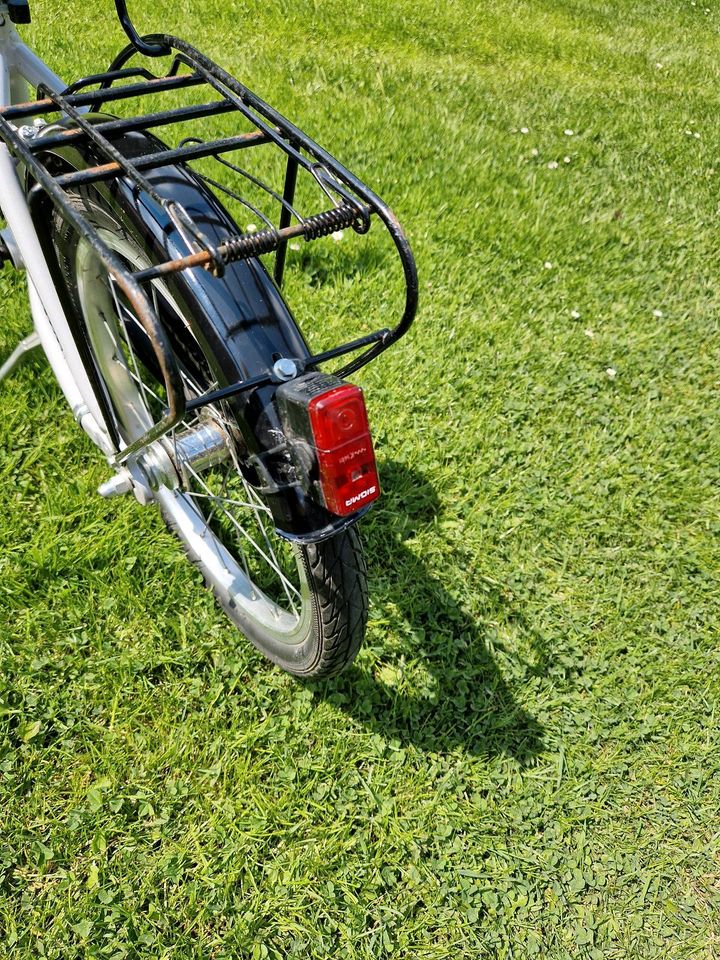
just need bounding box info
[0,330,42,383]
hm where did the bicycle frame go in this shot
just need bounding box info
[0,7,115,456]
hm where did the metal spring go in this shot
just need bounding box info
[221,227,282,263]
[302,202,360,240]
[219,202,364,267]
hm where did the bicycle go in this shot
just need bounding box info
[0,0,417,678]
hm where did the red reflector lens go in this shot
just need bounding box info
[307,385,371,448]
[308,384,380,516]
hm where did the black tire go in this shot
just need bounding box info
[43,142,368,679]
[166,506,368,679]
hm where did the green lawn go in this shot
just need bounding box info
[1,0,720,956]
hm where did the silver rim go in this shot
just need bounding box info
[76,228,313,645]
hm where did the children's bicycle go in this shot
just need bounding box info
[0,0,417,677]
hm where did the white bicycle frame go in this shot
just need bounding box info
[0,4,114,455]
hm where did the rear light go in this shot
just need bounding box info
[309,384,379,515]
[276,373,381,517]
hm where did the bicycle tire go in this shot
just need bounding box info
[39,136,368,679]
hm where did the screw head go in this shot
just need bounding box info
[273,357,298,381]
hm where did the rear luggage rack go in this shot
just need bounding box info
[0,34,417,461]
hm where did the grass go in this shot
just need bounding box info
[1,0,720,955]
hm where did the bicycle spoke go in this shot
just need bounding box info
[218,507,301,611]
[185,490,272,515]
[184,465,300,605]
[182,459,260,595]
[106,278,166,412]
[183,457,299,601]
[172,393,300,611]
[207,426,299,607]
[95,253,303,620]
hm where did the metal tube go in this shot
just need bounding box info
[273,154,299,287]
[11,32,66,95]
[49,130,270,189]
[0,144,114,451]
[0,113,187,461]
[75,33,418,373]
[0,72,204,120]
[113,0,170,58]
[183,329,388,413]
[0,330,41,383]
[28,99,235,150]
[27,282,115,455]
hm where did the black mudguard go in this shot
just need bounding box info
[28,117,359,541]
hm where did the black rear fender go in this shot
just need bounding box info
[29,118,358,541]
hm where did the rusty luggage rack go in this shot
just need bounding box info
[0,34,418,462]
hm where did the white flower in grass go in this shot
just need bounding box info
[331,230,344,242]
[564,129,574,136]
[655,62,664,69]
[544,261,553,269]
[547,160,559,169]
[289,242,301,252]
[531,147,539,157]
[584,328,595,339]
[606,367,617,379]
[653,308,663,318]
[570,309,581,319]
[245,223,258,233]
[564,155,572,164]
[520,126,530,134]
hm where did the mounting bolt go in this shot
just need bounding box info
[273,357,298,381]
[98,469,134,499]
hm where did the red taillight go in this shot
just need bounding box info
[276,373,381,518]
[308,384,380,516]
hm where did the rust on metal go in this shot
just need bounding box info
[52,130,271,189]
[133,203,365,283]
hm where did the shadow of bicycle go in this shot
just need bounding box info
[313,460,545,764]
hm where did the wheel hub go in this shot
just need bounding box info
[98,419,232,503]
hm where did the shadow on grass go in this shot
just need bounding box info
[315,460,544,764]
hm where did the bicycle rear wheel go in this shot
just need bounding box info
[44,165,368,679]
